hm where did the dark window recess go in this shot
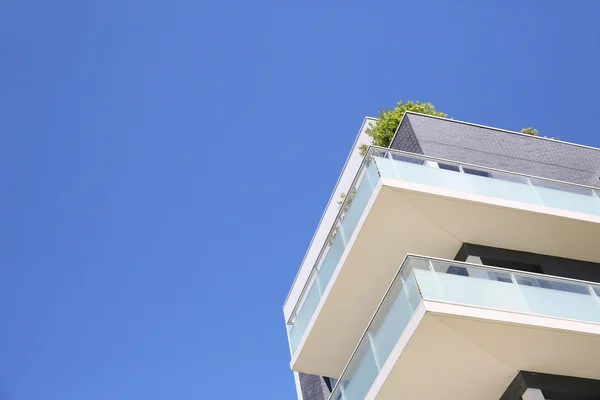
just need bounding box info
[391,153,425,166]
[323,377,336,392]
[500,371,600,400]
[462,167,491,177]
[489,271,513,283]
[481,257,543,274]
[455,243,600,285]
[438,163,461,172]
[483,257,589,295]
[447,265,469,276]
[548,281,590,295]
[515,276,537,287]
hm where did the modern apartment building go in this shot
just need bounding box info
[283,112,600,400]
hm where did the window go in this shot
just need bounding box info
[462,167,491,178]
[481,257,544,274]
[438,163,461,172]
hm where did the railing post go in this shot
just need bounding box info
[363,158,376,190]
[338,384,346,400]
[526,177,545,206]
[399,272,412,303]
[587,285,600,313]
[510,271,535,313]
[592,190,600,209]
[428,260,435,272]
[427,260,445,301]
[338,223,348,247]
[367,331,383,372]
[314,271,323,297]
[385,150,402,180]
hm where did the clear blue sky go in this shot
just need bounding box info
[0,1,599,399]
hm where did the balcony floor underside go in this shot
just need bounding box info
[371,301,600,400]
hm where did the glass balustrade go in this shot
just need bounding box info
[330,256,600,400]
[371,149,600,216]
[288,160,379,352]
[288,147,600,356]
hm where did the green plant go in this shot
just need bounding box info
[359,101,448,156]
[521,127,558,140]
[331,100,447,246]
[329,101,555,249]
[336,190,356,212]
[520,127,539,136]
[328,189,357,246]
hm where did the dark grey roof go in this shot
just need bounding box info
[391,112,600,188]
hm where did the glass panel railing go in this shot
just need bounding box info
[316,225,346,297]
[288,274,322,352]
[330,336,379,400]
[368,265,422,370]
[289,147,600,356]
[419,258,600,323]
[340,168,377,237]
[388,153,473,193]
[529,178,600,216]
[330,255,600,400]
[289,158,379,354]
[465,170,540,204]
[370,149,600,217]
[329,257,427,400]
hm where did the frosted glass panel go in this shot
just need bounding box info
[465,173,541,205]
[372,156,399,179]
[370,273,420,369]
[330,272,421,400]
[416,261,600,325]
[289,155,379,356]
[289,146,600,360]
[534,186,600,216]
[373,148,600,220]
[414,269,529,312]
[518,285,600,322]
[392,159,473,192]
[334,339,380,400]
[340,174,375,239]
[330,255,600,400]
[365,158,380,186]
[290,281,321,352]
[316,231,345,295]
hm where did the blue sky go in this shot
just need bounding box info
[0,1,599,399]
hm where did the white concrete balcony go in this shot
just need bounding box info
[330,255,600,400]
[288,147,600,378]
